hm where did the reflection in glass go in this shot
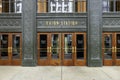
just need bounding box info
[102,0,120,12]
[12,35,20,59]
[76,35,84,59]
[116,34,120,59]
[0,0,22,13]
[49,0,73,13]
[0,35,8,59]
[51,34,59,59]
[0,0,2,13]
[104,34,112,59]
[64,34,72,59]
[40,35,47,59]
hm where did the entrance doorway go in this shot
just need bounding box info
[103,33,120,66]
[37,33,86,66]
[0,33,22,65]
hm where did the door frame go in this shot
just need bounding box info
[102,33,115,66]
[37,33,50,65]
[37,32,87,66]
[11,33,22,65]
[115,33,120,66]
[61,33,74,66]
[74,33,86,66]
[49,33,61,66]
[0,33,22,65]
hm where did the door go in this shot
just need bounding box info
[103,33,120,66]
[37,33,49,65]
[62,33,74,66]
[37,33,86,66]
[74,33,86,66]
[102,33,114,66]
[0,33,22,65]
[115,33,120,65]
[49,33,61,66]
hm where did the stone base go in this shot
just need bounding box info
[22,59,36,66]
[88,60,103,67]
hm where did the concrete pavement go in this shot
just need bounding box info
[0,66,120,80]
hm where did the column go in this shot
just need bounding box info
[22,0,37,66]
[87,0,103,67]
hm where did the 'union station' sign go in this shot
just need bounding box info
[45,20,78,26]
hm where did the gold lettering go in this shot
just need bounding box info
[46,20,78,26]
[56,21,59,25]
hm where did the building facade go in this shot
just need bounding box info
[0,0,120,66]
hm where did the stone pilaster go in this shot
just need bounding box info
[22,0,37,66]
[87,0,103,67]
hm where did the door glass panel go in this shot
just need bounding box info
[0,34,8,59]
[64,34,72,59]
[51,34,59,59]
[104,34,112,59]
[40,35,47,59]
[12,34,20,59]
[76,34,84,59]
[116,34,120,59]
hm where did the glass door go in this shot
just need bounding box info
[62,33,74,66]
[74,33,86,66]
[37,33,50,65]
[37,33,86,66]
[0,34,10,65]
[0,33,22,65]
[11,33,22,65]
[115,33,120,65]
[102,33,115,66]
[49,33,61,65]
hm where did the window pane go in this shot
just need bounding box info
[37,0,87,13]
[104,34,112,59]
[14,0,22,13]
[0,0,2,13]
[0,0,22,13]
[76,34,84,59]
[51,34,60,59]
[77,0,86,12]
[40,35,47,59]
[103,0,110,12]
[64,34,72,59]
[49,0,73,13]
[103,0,120,12]
[116,1,120,12]
[116,34,120,59]
[12,35,21,59]
[0,35,8,60]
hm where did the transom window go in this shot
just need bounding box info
[103,0,120,12]
[0,0,22,13]
[37,0,87,13]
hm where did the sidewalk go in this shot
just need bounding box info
[0,66,120,80]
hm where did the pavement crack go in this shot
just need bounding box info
[99,68,113,80]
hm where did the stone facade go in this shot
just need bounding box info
[0,0,120,66]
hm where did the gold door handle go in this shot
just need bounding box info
[47,47,49,53]
[115,46,117,53]
[112,47,114,53]
[75,47,76,53]
[49,47,52,53]
[8,47,12,53]
[8,47,10,53]
[72,47,74,53]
